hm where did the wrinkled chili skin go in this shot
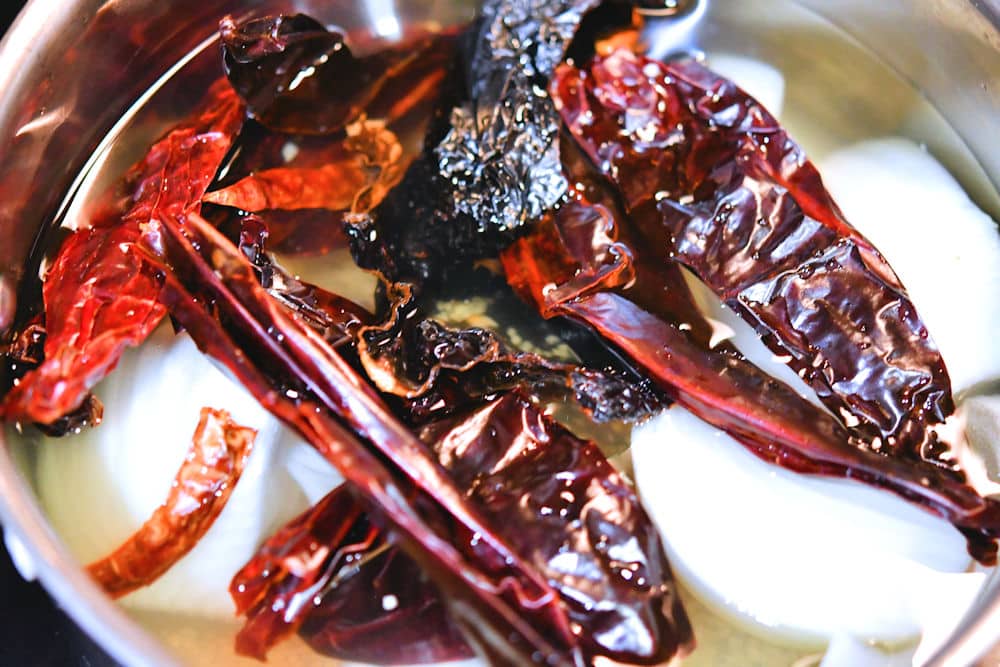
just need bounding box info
[207,109,418,258]
[559,136,730,355]
[233,485,473,664]
[347,134,510,285]
[356,279,665,425]
[204,161,369,213]
[1,81,244,426]
[231,487,372,660]
[205,117,408,218]
[300,545,471,665]
[435,0,603,234]
[148,213,586,666]
[233,394,692,664]
[422,393,694,664]
[0,315,104,436]
[552,50,954,463]
[231,485,470,665]
[232,215,372,348]
[0,216,167,426]
[220,14,440,136]
[87,408,256,598]
[503,200,1000,564]
[233,203,663,428]
[348,0,610,286]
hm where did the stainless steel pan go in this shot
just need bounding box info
[0,1,997,665]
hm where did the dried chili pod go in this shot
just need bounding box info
[212,28,454,195]
[421,392,694,664]
[231,486,471,664]
[246,209,346,257]
[203,161,369,212]
[234,394,692,664]
[205,118,408,216]
[349,0,612,285]
[212,123,353,190]
[552,49,954,462]
[503,200,1000,564]
[1,315,104,436]
[1,81,244,426]
[220,14,443,135]
[145,212,585,666]
[435,0,604,233]
[299,541,471,665]
[233,215,371,347]
[87,408,255,598]
[356,279,664,424]
[558,134,727,353]
[356,282,500,398]
[207,114,412,258]
[0,215,166,427]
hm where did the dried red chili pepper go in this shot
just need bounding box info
[503,198,1000,565]
[203,162,368,212]
[212,24,453,196]
[0,215,166,426]
[206,127,355,257]
[235,212,649,433]
[552,49,954,462]
[220,14,450,136]
[356,279,664,425]
[356,282,500,398]
[231,485,470,664]
[205,118,407,218]
[558,135,726,353]
[243,209,344,257]
[87,407,255,598]
[1,81,244,426]
[232,393,692,664]
[347,0,612,285]
[233,215,371,347]
[421,392,693,664]
[1,314,104,436]
[213,125,351,189]
[299,539,470,665]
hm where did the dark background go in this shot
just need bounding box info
[0,544,117,666]
[0,3,119,666]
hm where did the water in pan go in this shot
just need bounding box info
[5,0,1000,666]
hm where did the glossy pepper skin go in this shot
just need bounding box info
[220,14,446,136]
[1,81,244,427]
[232,394,692,665]
[552,49,955,464]
[349,0,617,286]
[87,408,256,598]
[503,195,1000,565]
[151,209,696,665]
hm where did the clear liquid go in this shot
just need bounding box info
[8,1,1000,666]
